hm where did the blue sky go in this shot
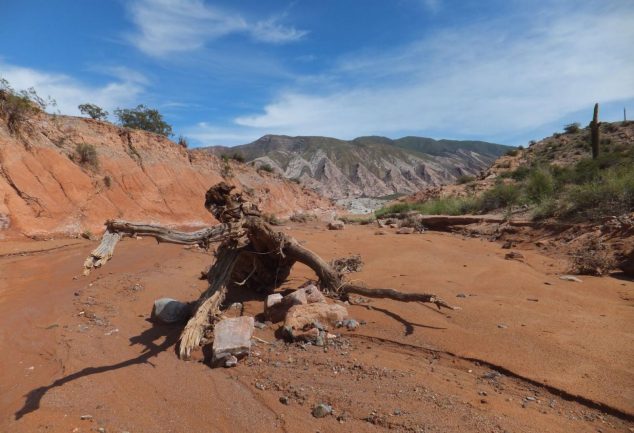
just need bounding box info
[1,0,633,147]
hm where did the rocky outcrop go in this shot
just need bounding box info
[619,249,634,276]
[205,135,510,200]
[0,115,331,239]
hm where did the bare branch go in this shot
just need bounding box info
[83,220,231,275]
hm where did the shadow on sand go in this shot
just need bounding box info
[362,305,447,335]
[15,322,181,420]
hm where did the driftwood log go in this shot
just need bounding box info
[83,182,456,359]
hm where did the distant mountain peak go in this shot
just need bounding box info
[203,134,511,199]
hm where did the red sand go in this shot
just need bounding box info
[1,224,632,433]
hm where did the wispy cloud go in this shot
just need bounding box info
[0,63,146,116]
[190,2,634,146]
[125,0,307,57]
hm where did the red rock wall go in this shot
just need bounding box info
[0,115,331,239]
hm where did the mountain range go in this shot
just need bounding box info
[204,135,511,199]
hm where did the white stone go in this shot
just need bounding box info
[265,293,283,309]
[212,316,254,365]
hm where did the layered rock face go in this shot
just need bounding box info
[0,115,331,239]
[206,135,508,199]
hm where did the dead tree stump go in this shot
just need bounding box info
[83,182,456,359]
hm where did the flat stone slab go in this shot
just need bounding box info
[212,316,254,365]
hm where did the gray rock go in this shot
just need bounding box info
[456,293,467,298]
[80,415,93,420]
[279,396,290,405]
[224,355,238,368]
[559,275,583,282]
[303,284,326,304]
[497,323,508,329]
[312,403,333,418]
[212,316,254,366]
[151,298,191,324]
[396,227,415,234]
[343,319,359,330]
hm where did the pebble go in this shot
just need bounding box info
[80,415,93,420]
[456,293,467,298]
[279,396,290,405]
[224,355,238,368]
[97,428,106,433]
[497,323,508,329]
[254,321,267,329]
[312,403,333,418]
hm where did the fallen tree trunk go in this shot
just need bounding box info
[84,182,456,359]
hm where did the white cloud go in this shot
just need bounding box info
[251,17,308,44]
[191,3,634,145]
[0,63,145,116]
[126,0,307,57]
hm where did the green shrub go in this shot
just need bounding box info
[259,164,274,173]
[0,79,47,135]
[509,166,531,181]
[478,182,523,212]
[559,166,634,220]
[456,174,475,184]
[231,153,245,163]
[75,143,99,168]
[525,167,554,202]
[564,122,580,134]
[532,197,557,220]
[114,105,172,136]
[505,149,519,157]
[375,196,478,217]
[374,202,414,218]
[78,103,108,120]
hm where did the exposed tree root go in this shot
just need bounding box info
[83,182,456,359]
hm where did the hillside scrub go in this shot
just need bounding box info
[75,143,99,168]
[376,147,633,221]
[78,103,108,120]
[114,105,173,137]
[0,79,50,135]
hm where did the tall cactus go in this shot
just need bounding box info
[591,103,599,160]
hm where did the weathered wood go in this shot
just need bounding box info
[340,285,455,310]
[83,181,456,362]
[83,229,122,275]
[179,243,241,359]
[83,220,231,275]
